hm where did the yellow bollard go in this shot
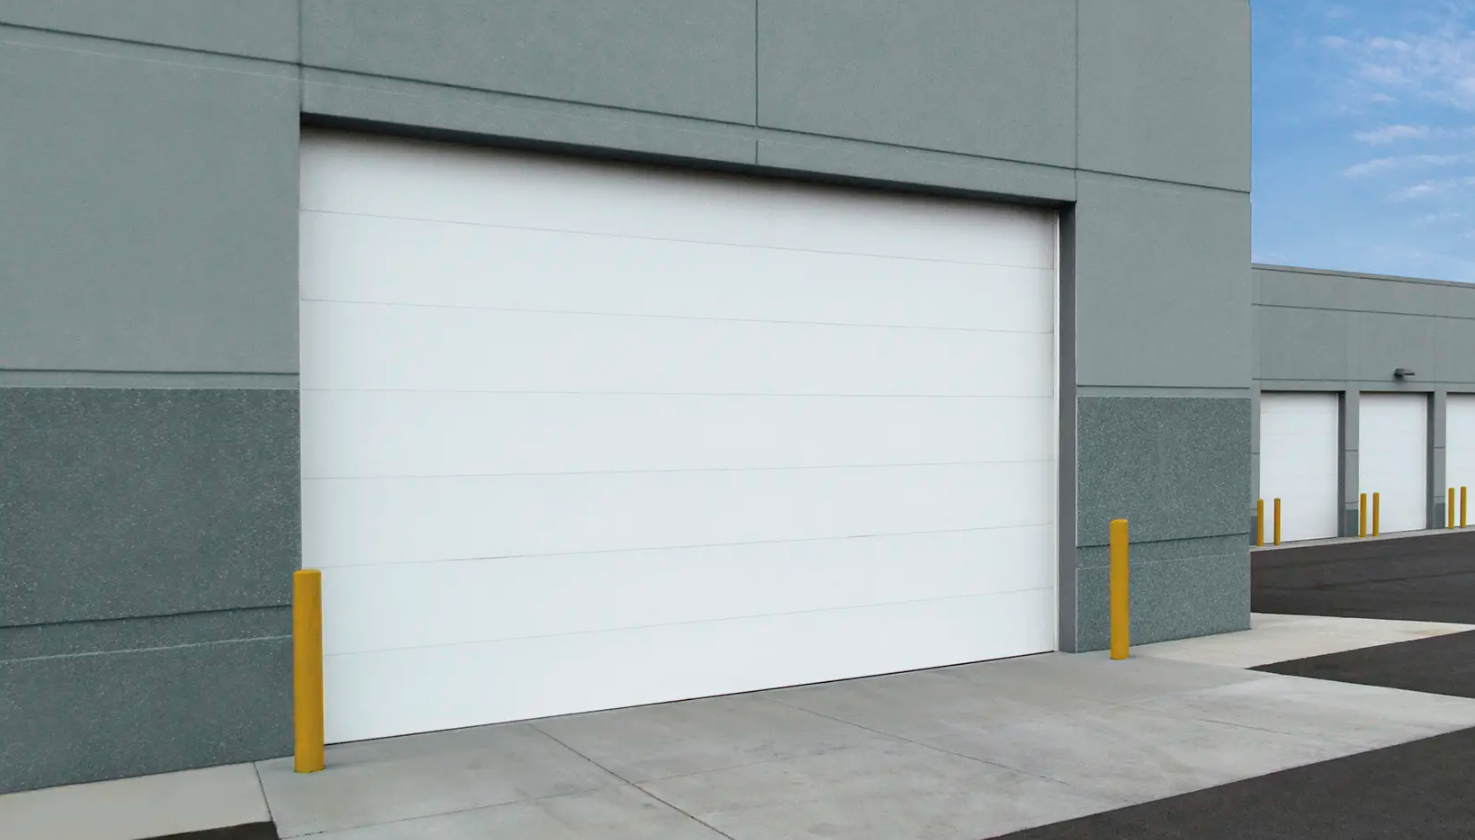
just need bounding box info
[1256,499,1264,547]
[1463,487,1468,528]
[1372,492,1381,537]
[1109,519,1130,660]
[1450,488,1457,529]
[1359,493,1367,538]
[1273,498,1282,546]
[294,569,325,774]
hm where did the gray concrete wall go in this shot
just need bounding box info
[0,1,1251,792]
[1253,264,1475,536]
[0,19,302,795]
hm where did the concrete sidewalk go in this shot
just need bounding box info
[8,615,1475,840]
[1132,613,1475,669]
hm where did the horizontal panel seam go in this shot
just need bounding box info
[0,369,300,377]
[754,127,1078,179]
[0,25,299,78]
[1258,303,1475,320]
[0,605,293,632]
[0,22,299,67]
[302,459,1055,481]
[1079,549,1251,564]
[302,63,760,130]
[299,209,1057,272]
[298,297,1053,335]
[310,523,1056,569]
[1075,167,1250,196]
[298,388,1056,398]
[1,635,291,665]
[323,587,1056,657]
[1077,533,1251,549]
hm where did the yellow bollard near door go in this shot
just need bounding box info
[1372,492,1381,537]
[1256,499,1265,547]
[1273,498,1282,546]
[1450,488,1457,529]
[1110,519,1130,660]
[1359,493,1368,538]
[294,569,325,774]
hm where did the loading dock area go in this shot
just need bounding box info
[1253,266,1475,545]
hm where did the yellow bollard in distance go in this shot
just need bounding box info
[1463,486,1468,529]
[294,569,325,774]
[1273,498,1282,546]
[1109,519,1130,661]
[1450,488,1457,529]
[1372,492,1381,537]
[1256,499,1265,547]
[1359,493,1367,538]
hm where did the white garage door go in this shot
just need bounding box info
[1258,393,1340,542]
[1359,393,1428,533]
[299,131,1058,744]
[1446,395,1475,507]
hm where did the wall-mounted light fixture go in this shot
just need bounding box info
[1394,367,1416,379]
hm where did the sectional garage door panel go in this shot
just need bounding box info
[325,591,1056,742]
[300,391,1054,479]
[298,211,1056,333]
[1258,393,1340,542]
[302,462,1054,570]
[1447,395,1475,496]
[299,131,1058,744]
[1359,394,1428,534]
[298,133,1057,269]
[299,301,1053,397]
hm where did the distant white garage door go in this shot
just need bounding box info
[1446,395,1475,507]
[298,131,1059,744]
[1259,393,1340,542]
[1359,394,1428,533]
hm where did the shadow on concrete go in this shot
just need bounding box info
[151,822,278,840]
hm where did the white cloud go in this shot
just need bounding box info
[1352,124,1475,145]
[1344,157,1402,177]
[1392,175,1475,200]
[1415,210,1466,226]
[1354,124,1432,144]
[1343,152,1475,177]
[1332,9,1475,111]
[1394,182,1441,200]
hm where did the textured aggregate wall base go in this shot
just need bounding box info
[0,387,300,627]
[1077,396,1252,546]
[1076,547,1252,651]
[0,637,292,794]
[1072,397,1252,650]
[0,387,300,793]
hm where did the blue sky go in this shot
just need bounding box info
[1253,0,1475,281]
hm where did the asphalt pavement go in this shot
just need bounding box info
[1251,529,1475,698]
[998,531,1475,839]
[1251,530,1475,622]
[995,724,1475,840]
